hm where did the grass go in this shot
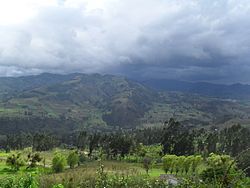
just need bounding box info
[148,168,165,177]
[0,148,166,187]
[0,149,214,188]
[38,160,165,188]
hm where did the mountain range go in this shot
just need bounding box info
[142,79,250,100]
[0,73,250,134]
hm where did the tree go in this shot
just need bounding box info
[183,156,192,174]
[6,153,24,171]
[205,133,218,154]
[52,153,66,173]
[76,131,88,150]
[191,155,202,174]
[27,153,42,168]
[237,149,250,177]
[219,124,250,156]
[67,151,79,168]
[162,118,194,155]
[162,155,177,174]
[79,152,87,164]
[143,157,152,175]
[33,133,58,151]
[201,153,237,186]
[162,118,179,154]
[88,133,101,157]
[176,156,185,174]
[109,133,134,158]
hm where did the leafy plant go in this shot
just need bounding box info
[27,153,42,168]
[52,153,66,173]
[52,184,64,188]
[67,151,79,168]
[143,157,152,175]
[162,154,176,174]
[0,174,38,188]
[6,153,25,171]
[201,153,239,186]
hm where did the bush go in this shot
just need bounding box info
[190,155,202,174]
[6,153,25,171]
[162,154,202,175]
[0,174,38,188]
[183,156,192,174]
[27,153,42,168]
[201,153,240,186]
[123,155,141,163]
[162,154,176,174]
[79,152,87,164]
[52,153,66,173]
[143,157,152,175]
[67,151,79,168]
[93,162,168,188]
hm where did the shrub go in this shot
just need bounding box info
[162,155,177,174]
[0,174,38,188]
[124,155,141,163]
[183,156,192,174]
[52,153,66,173]
[201,153,240,186]
[79,152,87,164]
[6,153,25,171]
[143,157,152,175]
[175,156,186,175]
[191,155,202,174]
[27,153,42,168]
[67,151,79,168]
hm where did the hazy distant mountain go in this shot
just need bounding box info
[0,73,250,134]
[142,79,250,100]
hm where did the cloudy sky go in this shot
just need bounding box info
[0,0,250,83]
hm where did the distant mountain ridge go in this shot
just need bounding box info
[0,73,250,134]
[0,73,80,98]
[142,79,250,100]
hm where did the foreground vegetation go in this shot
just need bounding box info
[0,150,249,187]
[0,118,249,187]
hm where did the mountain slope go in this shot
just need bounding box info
[0,73,79,99]
[0,74,158,132]
[142,79,250,100]
[0,73,250,134]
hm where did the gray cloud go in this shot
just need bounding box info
[0,0,250,83]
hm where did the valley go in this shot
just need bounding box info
[0,73,250,134]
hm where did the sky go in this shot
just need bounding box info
[0,0,250,83]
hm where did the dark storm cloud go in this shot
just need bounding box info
[0,0,250,83]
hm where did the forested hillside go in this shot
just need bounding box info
[0,73,250,134]
[142,79,250,100]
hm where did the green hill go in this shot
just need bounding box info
[0,73,250,133]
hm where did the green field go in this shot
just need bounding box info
[0,148,248,188]
[0,149,169,187]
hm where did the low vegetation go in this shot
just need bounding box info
[0,118,248,187]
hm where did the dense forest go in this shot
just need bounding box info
[2,118,250,159]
